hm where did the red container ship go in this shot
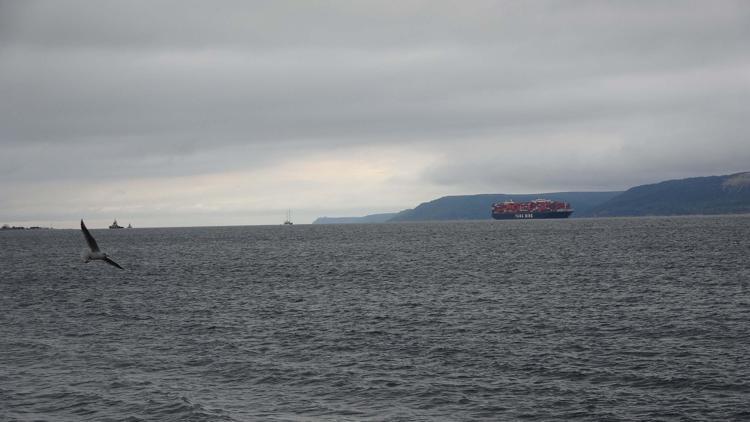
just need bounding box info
[492,199,573,219]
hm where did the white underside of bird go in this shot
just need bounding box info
[80,219,124,270]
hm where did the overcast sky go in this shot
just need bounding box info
[1,1,749,227]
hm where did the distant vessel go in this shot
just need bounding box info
[127,223,133,229]
[109,219,124,229]
[492,199,573,219]
[283,209,294,225]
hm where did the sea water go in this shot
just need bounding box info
[1,216,749,421]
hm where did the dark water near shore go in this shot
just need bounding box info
[1,216,749,421]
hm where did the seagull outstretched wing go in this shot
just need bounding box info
[80,219,100,252]
[103,257,124,270]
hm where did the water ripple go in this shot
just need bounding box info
[1,216,749,420]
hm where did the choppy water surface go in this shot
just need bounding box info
[1,216,749,421]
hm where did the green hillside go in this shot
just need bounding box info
[592,172,750,216]
[388,191,622,221]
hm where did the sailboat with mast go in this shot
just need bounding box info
[283,209,293,225]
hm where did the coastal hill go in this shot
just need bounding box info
[388,191,621,221]
[592,172,750,216]
[313,192,620,224]
[312,213,397,225]
[312,171,750,224]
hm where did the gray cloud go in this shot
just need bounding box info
[1,1,749,225]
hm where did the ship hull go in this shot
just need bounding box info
[492,210,573,220]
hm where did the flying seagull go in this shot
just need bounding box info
[80,219,124,270]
